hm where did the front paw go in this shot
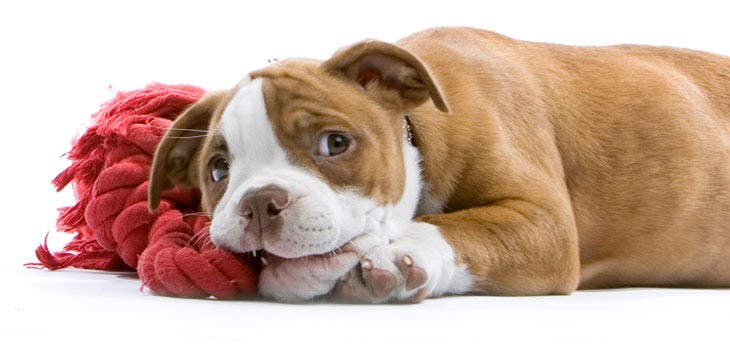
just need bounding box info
[333,246,430,304]
[332,222,470,304]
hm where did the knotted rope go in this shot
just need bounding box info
[32,83,258,299]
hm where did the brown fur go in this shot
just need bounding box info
[151,27,730,296]
[395,28,730,293]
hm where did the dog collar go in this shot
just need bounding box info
[404,116,416,147]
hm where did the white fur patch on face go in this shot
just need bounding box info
[208,77,420,261]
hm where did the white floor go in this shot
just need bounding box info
[2,262,728,349]
[3,2,730,349]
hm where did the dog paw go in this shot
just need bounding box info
[334,222,456,303]
[332,221,473,304]
[333,245,431,303]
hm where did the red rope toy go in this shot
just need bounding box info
[31,83,259,299]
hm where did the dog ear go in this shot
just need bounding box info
[148,90,229,212]
[323,40,450,113]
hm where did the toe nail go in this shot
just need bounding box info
[402,255,413,266]
[362,259,373,270]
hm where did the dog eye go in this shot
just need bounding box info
[318,133,350,157]
[210,157,230,182]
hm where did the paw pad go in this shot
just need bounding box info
[362,259,398,298]
[401,255,428,291]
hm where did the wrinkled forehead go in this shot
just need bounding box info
[221,61,337,124]
[251,59,376,120]
[218,62,373,139]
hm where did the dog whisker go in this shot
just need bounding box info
[186,224,214,249]
[181,212,213,218]
[163,134,211,140]
[186,233,204,247]
[150,126,224,139]
[149,125,211,133]
[346,240,369,257]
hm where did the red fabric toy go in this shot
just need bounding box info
[32,83,259,299]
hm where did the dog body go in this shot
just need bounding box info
[150,27,730,302]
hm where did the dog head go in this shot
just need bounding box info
[148,40,449,261]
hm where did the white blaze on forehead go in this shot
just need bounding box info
[220,77,289,173]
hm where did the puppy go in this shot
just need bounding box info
[149,27,730,303]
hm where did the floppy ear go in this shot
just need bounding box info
[148,90,229,211]
[323,40,450,113]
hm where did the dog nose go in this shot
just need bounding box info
[238,185,292,232]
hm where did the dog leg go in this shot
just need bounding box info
[418,199,581,296]
[335,197,581,302]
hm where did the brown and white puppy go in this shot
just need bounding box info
[149,27,730,303]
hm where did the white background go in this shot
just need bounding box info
[1,0,729,349]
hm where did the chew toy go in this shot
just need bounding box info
[31,83,259,299]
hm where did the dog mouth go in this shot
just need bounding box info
[254,243,355,268]
[256,250,286,268]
